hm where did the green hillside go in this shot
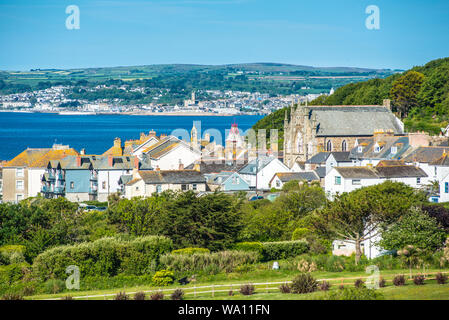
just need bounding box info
[253,57,449,138]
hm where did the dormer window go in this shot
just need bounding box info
[391,146,398,155]
[357,146,363,153]
[374,144,382,153]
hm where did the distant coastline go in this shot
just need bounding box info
[0,109,261,117]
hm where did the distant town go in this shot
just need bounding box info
[0,84,328,115]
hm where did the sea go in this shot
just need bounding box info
[0,112,264,160]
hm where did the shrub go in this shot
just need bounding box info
[261,241,309,261]
[160,251,259,275]
[354,279,365,288]
[44,279,65,294]
[379,278,386,288]
[319,281,330,291]
[233,242,263,256]
[114,291,129,300]
[152,270,175,287]
[1,293,24,300]
[291,273,317,294]
[279,283,291,293]
[338,285,345,290]
[150,291,164,300]
[322,287,384,300]
[32,236,173,280]
[171,248,210,255]
[133,291,146,300]
[228,290,234,296]
[436,273,447,284]
[61,295,73,300]
[0,245,26,265]
[171,289,185,300]
[297,259,317,273]
[240,284,255,296]
[413,274,425,285]
[393,275,406,286]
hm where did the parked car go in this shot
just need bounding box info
[249,195,264,201]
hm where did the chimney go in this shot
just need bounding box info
[114,137,121,148]
[108,154,113,167]
[134,156,139,169]
[193,161,201,172]
[155,165,160,171]
[178,162,184,170]
[383,99,391,111]
[149,130,156,138]
[140,132,146,141]
[76,156,81,167]
[80,148,86,155]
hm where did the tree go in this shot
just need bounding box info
[315,181,427,264]
[389,71,425,118]
[421,204,449,231]
[379,207,447,253]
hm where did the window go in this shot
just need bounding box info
[192,184,197,191]
[102,181,106,189]
[357,146,363,153]
[70,182,75,189]
[391,146,398,154]
[417,178,421,184]
[16,180,24,190]
[335,176,341,185]
[276,180,281,188]
[326,140,332,152]
[341,140,347,152]
[352,179,361,185]
[156,185,162,193]
[0,181,2,191]
[181,184,188,191]
[445,182,449,194]
[374,145,381,153]
[16,168,24,177]
[16,194,23,202]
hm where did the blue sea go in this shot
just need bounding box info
[0,112,264,160]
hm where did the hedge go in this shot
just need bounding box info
[160,251,260,275]
[32,236,173,280]
[171,248,210,255]
[261,240,309,261]
[233,241,309,262]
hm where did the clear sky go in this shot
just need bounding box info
[0,0,448,71]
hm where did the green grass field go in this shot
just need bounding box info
[26,268,449,300]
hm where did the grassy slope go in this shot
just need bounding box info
[27,268,448,300]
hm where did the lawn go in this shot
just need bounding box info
[26,268,449,300]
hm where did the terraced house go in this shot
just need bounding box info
[42,154,152,202]
[2,145,78,202]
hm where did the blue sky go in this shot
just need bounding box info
[0,0,448,71]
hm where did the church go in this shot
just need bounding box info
[283,99,404,167]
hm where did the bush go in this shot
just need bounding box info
[413,274,425,285]
[279,283,291,293]
[0,263,30,285]
[297,259,317,273]
[150,291,164,300]
[1,293,24,300]
[291,273,317,294]
[261,241,309,261]
[61,295,73,300]
[436,273,447,284]
[0,245,26,265]
[354,279,365,288]
[44,279,65,294]
[379,278,386,288]
[160,251,259,275]
[228,290,234,296]
[319,281,330,291]
[32,236,173,280]
[152,270,175,287]
[393,275,406,286]
[114,291,129,300]
[233,242,263,255]
[134,291,146,300]
[171,248,210,255]
[240,284,255,296]
[322,287,384,300]
[171,289,184,300]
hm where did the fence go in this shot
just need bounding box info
[41,270,449,300]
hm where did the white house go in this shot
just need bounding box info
[140,136,202,170]
[238,156,290,190]
[325,164,428,199]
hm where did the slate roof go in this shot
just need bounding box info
[56,155,152,170]
[402,147,449,163]
[238,156,284,175]
[143,136,200,159]
[306,106,404,136]
[334,165,427,179]
[135,170,206,184]
[275,171,319,183]
[350,136,410,160]
[314,166,327,178]
[306,152,330,164]
[185,160,247,174]
[329,152,351,162]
